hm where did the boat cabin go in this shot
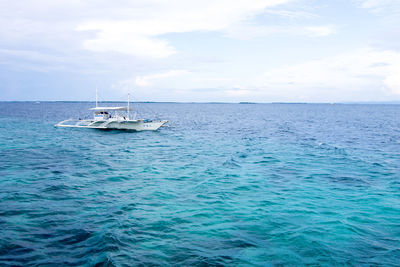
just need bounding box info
[94,111,110,120]
[90,107,129,121]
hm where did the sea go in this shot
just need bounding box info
[0,102,399,266]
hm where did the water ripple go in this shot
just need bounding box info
[0,103,400,265]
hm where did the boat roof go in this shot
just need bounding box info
[90,107,128,111]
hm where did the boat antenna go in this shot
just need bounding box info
[127,92,130,120]
[96,88,98,108]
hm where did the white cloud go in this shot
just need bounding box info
[115,47,400,102]
[0,0,336,62]
[75,0,293,57]
[0,48,64,63]
[358,0,396,8]
[304,25,336,37]
[264,9,318,19]
[224,23,335,39]
[356,0,400,12]
[77,0,338,57]
[252,48,400,101]
[225,88,253,96]
[78,26,177,58]
[112,47,400,102]
[383,64,400,95]
[135,70,189,87]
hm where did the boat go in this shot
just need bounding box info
[55,93,168,131]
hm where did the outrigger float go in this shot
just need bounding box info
[55,93,168,131]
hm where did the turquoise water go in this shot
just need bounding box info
[1,102,400,266]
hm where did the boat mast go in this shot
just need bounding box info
[96,88,98,108]
[127,92,130,120]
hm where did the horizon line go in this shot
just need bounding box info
[1,100,400,105]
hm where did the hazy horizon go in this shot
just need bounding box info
[3,100,400,105]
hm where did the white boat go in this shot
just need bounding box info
[55,93,168,131]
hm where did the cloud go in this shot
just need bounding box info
[383,64,400,95]
[304,26,336,37]
[252,48,400,101]
[225,88,253,97]
[358,0,396,9]
[264,9,319,19]
[135,70,189,87]
[0,48,81,72]
[0,49,64,63]
[0,0,335,63]
[356,0,400,13]
[77,1,338,57]
[114,47,400,102]
[75,0,295,57]
[111,47,400,102]
[224,24,335,39]
[77,21,177,58]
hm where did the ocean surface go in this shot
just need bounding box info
[0,102,400,266]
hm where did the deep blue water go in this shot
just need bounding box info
[1,102,400,266]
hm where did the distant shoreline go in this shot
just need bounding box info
[1,101,400,105]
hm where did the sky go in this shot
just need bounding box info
[0,0,400,102]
